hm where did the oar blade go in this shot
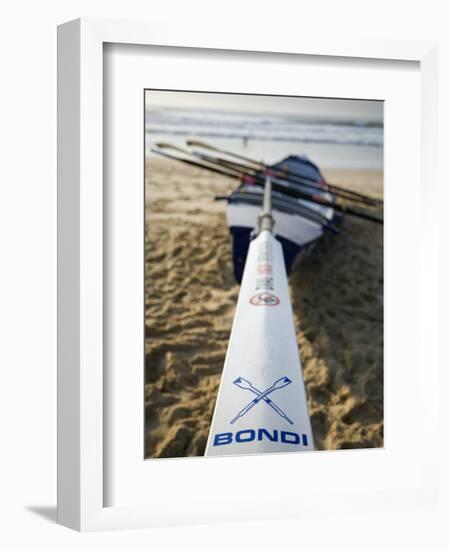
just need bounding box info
[205,230,314,456]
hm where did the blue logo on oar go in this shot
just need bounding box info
[231,376,293,425]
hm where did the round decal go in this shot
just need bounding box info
[249,292,280,306]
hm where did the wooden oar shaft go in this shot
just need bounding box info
[159,142,379,209]
[151,147,383,224]
[187,139,263,168]
[196,152,379,207]
[187,139,382,206]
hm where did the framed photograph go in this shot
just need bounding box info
[143,90,384,460]
[57,18,439,531]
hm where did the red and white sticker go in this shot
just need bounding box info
[249,292,280,306]
[256,263,273,275]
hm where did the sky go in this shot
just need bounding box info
[145,90,383,122]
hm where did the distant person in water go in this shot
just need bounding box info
[243,135,248,147]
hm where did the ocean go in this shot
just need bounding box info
[145,107,383,171]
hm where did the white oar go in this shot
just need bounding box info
[205,177,314,456]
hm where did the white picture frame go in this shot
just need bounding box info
[57,17,439,531]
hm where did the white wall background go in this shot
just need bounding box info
[0,1,447,548]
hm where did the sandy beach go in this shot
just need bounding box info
[144,157,383,458]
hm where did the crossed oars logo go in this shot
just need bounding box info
[230,376,293,425]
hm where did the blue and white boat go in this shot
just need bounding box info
[225,156,340,283]
[152,142,379,285]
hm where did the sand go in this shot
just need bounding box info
[144,158,383,458]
